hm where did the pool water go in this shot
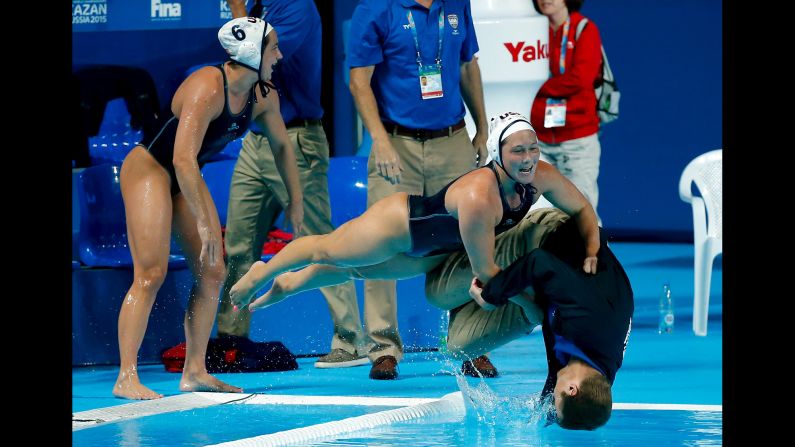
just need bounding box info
[73,403,402,447]
[307,408,722,447]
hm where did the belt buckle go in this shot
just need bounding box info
[414,129,426,141]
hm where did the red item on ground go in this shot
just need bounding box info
[161,342,187,373]
[161,337,299,373]
[267,228,293,241]
[262,228,293,255]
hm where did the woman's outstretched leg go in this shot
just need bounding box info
[230,193,411,307]
[247,254,449,311]
[247,265,356,311]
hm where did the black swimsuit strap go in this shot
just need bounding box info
[217,62,258,107]
[488,162,528,212]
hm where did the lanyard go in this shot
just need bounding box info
[558,17,571,75]
[406,6,444,69]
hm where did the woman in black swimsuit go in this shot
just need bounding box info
[113,17,304,400]
[230,112,599,313]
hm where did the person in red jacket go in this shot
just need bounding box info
[532,0,604,222]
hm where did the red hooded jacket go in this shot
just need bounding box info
[531,11,602,143]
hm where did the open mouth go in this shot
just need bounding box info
[519,165,534,174]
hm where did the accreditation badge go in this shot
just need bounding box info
[544,98,567,127]
[419,65,443,99]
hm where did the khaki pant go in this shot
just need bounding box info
[365,127,477,362]
[217,125,366,354]
[424,208,571,358]
[539,132,602,223]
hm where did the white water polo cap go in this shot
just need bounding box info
[486,112,535,166]
[218,17,274,74]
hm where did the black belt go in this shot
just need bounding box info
[382,119,466,141]
[285,118,323,129]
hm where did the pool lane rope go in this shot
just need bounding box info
[205,391,466,447]
[72,393,441,431]
[72,392,254,431]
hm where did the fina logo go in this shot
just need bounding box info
[151,0,181,20]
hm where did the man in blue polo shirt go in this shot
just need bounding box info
[218,0,369,369]
[348,0,494,381]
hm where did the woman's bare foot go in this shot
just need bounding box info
[179,371,243,394]
[230,260,267,308]
[249,272,292,311]
[113,369,163,400]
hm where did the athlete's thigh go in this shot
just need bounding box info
[353,253,448,280]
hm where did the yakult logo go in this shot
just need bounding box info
[504,41,548,62]
[151,0,181,20]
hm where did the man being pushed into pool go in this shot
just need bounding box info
[433,207,634,430]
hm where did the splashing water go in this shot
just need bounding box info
[452,363,555,429]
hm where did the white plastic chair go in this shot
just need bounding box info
[678,149,722,336]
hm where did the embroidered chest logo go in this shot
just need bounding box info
[447,14,459,35]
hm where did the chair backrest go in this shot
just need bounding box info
[327,156,369,228]
[77,164,132,266]
[97,97,133,135]
[89,98,142,165]
[679,149,722,239]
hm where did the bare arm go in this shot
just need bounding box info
[253,91,304,234]
[535,161,600,273]
[349,65,403,184]
[459,57,488,167]
[171,76,223,265]
[226,0,247,18]
[454,181,502,283]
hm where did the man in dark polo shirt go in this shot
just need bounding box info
[428,209,633,430]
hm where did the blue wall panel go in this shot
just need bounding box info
[586,0,722,236]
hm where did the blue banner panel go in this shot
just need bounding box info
[72,0,257,33]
